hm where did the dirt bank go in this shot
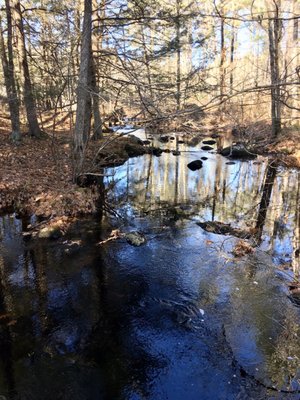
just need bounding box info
[0,131,153,219]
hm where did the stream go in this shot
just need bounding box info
[0,130,300,399]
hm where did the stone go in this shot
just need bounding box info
[187,160,203,171]
[201,145,214,151]
[159,136,169,143]
[172,151,181,156]
[220,144,257,160]
[149,147,163,157]
[226,161,236,165]
[201,156,208,160]
[202,140,216,145]
[143,140,151,145]
[125,231,146,246]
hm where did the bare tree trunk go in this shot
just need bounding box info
[220,6,226,102]
[0,2,21,142]
[268,9,281,137]
[73,0,92,175]
[15,0,42,138]
[91,56,103,139]
[230,24,235,94]
[91,0,103,140]
[175,0,181,111]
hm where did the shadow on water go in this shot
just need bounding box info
[0,130,300,399]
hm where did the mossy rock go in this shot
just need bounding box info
[125,232,146,246]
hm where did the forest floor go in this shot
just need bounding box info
[249,123,300,168]
[0,127,156,227]
[264,128,300,168]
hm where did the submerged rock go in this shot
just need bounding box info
[202,139,216,145]
[172,150,181,156]
[125,231,146,246]
[201,156,208,160]
[187,160,203,171]
[226,161,236,165]
[220,144,257,160]
[159,136,169,143]
[201,145,214,151]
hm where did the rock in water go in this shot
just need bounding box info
[187,160,203,171]
[202,139,216,145]
[220,144,257,160]
[149,147,163,157]
[201,145,214,151]
[159,136,169,143]
[201,156,208,160]
[125,232,146,246]
[172,150,181,156]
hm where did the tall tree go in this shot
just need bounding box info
[0,1,21,142]
[15,0,42,138]
[73,0,92,176]
[267,0,282,136]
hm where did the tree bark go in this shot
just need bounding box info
[230,24,235,94]
[15,0,42,138]
[0,2,21,142]
[268,10,281,137]
[175,0,181,111]
[91,0,103,140]
[91,56,103,140]
[220,6,226,101]
[73,0,93,175]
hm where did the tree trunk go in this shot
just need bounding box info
[220,7,226,101]
[91,0,103,140]
[73,0,93,175]
[15,0,42,138]
[230,24,235,94]
[175,0,181,111]
[268,10,281,137]
[0,2,21,142]
[91,57,103,140]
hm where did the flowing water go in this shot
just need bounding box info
[0,130,300,399]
